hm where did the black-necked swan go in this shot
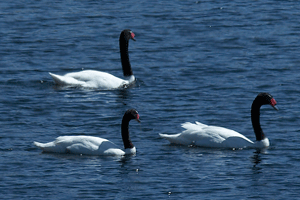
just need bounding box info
[159,93,278,149]
[34,109,140,156]
[49,29,136,89]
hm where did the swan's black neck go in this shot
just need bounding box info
[119,31,133,77]
[251,97,266,141]
[121,113,134,149]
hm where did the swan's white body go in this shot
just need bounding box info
[49,70,135,89]
[33,136,136,156]
[159,122,270,149]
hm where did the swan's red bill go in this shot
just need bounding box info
[136,113,141,123]
[130,32,136,41]
[270,98,279,110]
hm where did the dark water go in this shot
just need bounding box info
[1,1,300,199]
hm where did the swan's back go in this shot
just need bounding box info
[34,136,125,156]
[160,121,254,148]
[49,70,133,89]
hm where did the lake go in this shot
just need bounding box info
[0,0,300,199]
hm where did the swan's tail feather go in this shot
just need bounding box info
[49,72,70,85]
[49,72,84,86]
[159,133,171,139]
[159,133,177,144]
[33,141,64,153]
[33,141,45,150]
[159,133,191,145]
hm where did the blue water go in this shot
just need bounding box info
[1,0,300,199]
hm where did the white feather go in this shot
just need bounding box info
[33,136,132,156]
[160,121,269,149]
[49,71,135,89]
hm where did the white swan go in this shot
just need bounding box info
[49,29,136,89]
[34,109,140,156]
[160,93,278,149]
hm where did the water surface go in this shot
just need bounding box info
[1,1,300,199]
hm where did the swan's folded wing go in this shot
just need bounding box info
[198,126,254,148]
[68,136,126,156]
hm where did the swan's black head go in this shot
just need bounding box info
[121,29,136,41]
[125,109,140,123]
[255,93,278,110]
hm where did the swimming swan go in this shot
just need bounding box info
[49,29,136,89]
[159,93,278,149]
[34,109,140,156]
